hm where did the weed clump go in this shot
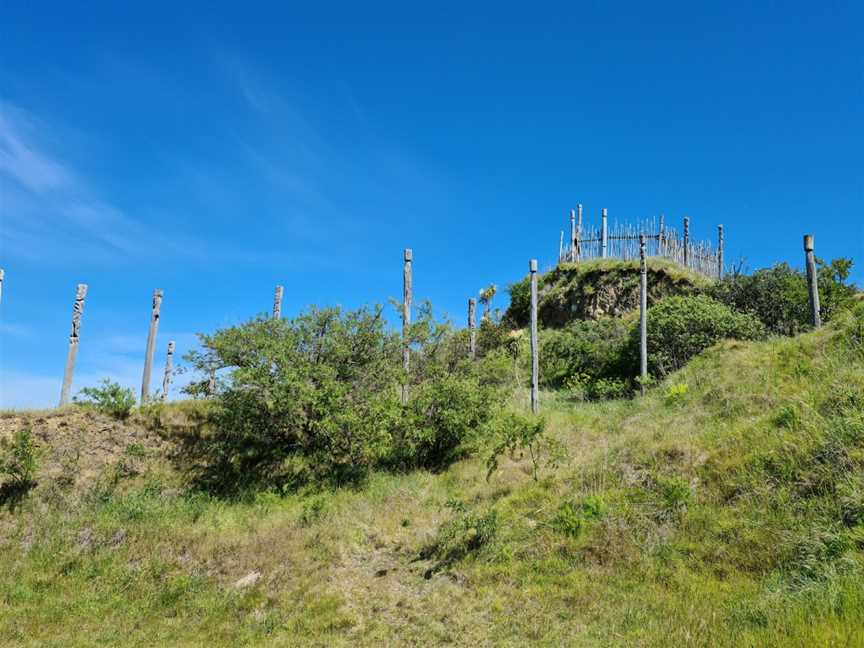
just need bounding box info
[75,379,136,420]
[0,427,38,509]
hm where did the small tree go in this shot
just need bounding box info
[479,284,497,321]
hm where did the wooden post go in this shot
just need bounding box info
[529,259,539,414]
[208,365,217,396]
[161,341,175,402]
[569,209,576,262]
[559,231,564,262]
[576,203,583,260]
[717,225,724,279]
[468,298,477,360]
[804,234,821,328]
[639,235,648,395]
[601,208,608,259]
[59,283,88,406]
[273,285,284,319]
[658,214,665,256]
[402,248,412,405]
[683,216,690,267]
[140,289,163,403]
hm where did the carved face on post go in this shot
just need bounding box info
[70,285,87,340]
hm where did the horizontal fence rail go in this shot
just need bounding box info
[559,211,724,280]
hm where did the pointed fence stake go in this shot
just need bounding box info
[59,283,88,406]
[273,285,284,319]
[601,208,608,259]
[804,234,821,328]
[161,341,175,402]
[141,289,163,404]
[529,259,540,414]
[402,248,413,405]
[639,235,648,394]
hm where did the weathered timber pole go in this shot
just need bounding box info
[402,248,413,405]
[601,208,608,259]
[804,234,821,328]
[529,259,539,414]
[559,231,564,262]
[161,341,175,402]
[208,365,217,396]
[569,209,576,262]
[576,203,583,260]
[658,214,665,256]
[717,225,724,280]
[639,235,648,395]
[468,298,477,360]
[140,289,163,403]
[683,216,690,267]
[59,283,88,406]
[273,285,284,319]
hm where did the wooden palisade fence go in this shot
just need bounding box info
[560,206,725,280]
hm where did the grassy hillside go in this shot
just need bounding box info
[1,306,863,646]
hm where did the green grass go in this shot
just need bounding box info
[2,307,864,646]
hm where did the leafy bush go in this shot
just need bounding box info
[632,295,766,378]
[182,304,501,492]
[394,373,497,470]
[183,307,402,490]
[0,428,38,508]
[75,379,137,420]
[565,373,632,401]
[709,259,857,335]
[539,317,630,389]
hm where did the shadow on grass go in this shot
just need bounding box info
[0,478,36,512]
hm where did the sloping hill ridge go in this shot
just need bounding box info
[1,307,863,646]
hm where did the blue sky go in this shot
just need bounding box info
[1,1,862,408]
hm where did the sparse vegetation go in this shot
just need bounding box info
[0,428,38,509]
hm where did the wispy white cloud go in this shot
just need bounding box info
[0,101,209,265]
[0,103,74,193]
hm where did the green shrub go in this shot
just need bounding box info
[634,295,766,378]
[393,373,498,470]
[75,379,137,420]
[709,259,857,335]
[182,304,501,492]
[182,307,402,490]
[539,317,630,389]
